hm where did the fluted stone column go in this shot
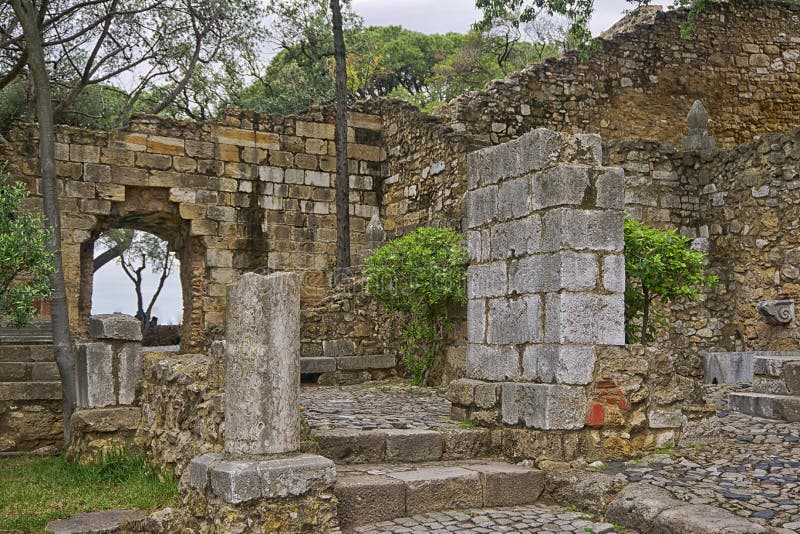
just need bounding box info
[224,271,300,455]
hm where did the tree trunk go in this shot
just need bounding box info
[11,0,77,444]
[330,0,350,283]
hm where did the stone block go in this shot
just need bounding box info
[335,474,406,529]
[117,343,142,405]
[446,378,483,406]
[501,383,587,430]
[465,186,498,229]
[545,293,625,345]
[188,453,224,490]
[256,454,336,498]
[595,167,625,208]
[388,466,482,515]
[209,460,262,504]
[785,362,800,395]
[542,209,624,252]
[606,483,684,532]
[337,354,395,370]
[467,262,507,299]
[474,382,500,409]
[467,299,486,344]
[702,352,754,384]
[300,357,336,374]
[486,296,541,345]
[384,429,443,462]
[315,429,386,463]
[648,409,686,429]
[490,217,541,260]
[497,177,530,220]
[510,254,561,294]
[466,462,544,506]
[46,510,147,534]
[522,344,596,385]
[602,254,626,292]
[89,314,143,341]
[560,252,599,291]
[531,165,590,209]
[323,339,356,357]
[466,344,519,381]
[576,133,603,165]
[76,342,114,409]
[655,504,766,534]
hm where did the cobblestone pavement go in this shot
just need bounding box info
[615,410,800,530]
[300,381,453,430]
[353,506,634,533]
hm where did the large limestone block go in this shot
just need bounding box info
[501,383,587,430]
[545,293,625,345]
[89,314,142,341]
[224,272,301,455]
[76,342,114,408]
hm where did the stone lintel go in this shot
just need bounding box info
[89,313,143,341]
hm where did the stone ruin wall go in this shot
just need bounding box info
[436,0,800,149]
[2,107,384,350]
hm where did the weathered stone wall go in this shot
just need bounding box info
[2,108,383,349]
[436,0,800,148]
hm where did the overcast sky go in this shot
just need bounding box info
[91,0,635,323]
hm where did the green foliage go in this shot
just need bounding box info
[364,227,468,385]
[0,166,55,327]
[624,218,717,344]
[0,450,178,533]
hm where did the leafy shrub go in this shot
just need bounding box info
[364,227,468,385]
[624,218,717,344]
[0,166,55,327]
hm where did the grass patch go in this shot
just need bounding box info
[457,420,476,429]
[0,449,179,534]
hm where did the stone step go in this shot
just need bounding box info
[729,391,800,422]
[301,354,396,374]
[0,381,62,401]
[335,460,545,530]
[312,427,492,465]
[752,354,800,395]
[0,344,54,362]
[0,361,60,382]
[45,509,147,534]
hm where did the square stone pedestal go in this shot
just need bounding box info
[183,453,339,532]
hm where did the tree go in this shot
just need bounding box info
[474,0,595,51]
[330,0,350,281]
[10,0,76,444]
[364,227,468,385]
[0,165,54,327]
[100,230,175,332]
[624,218,717,344]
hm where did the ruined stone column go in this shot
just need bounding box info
[224,271,300,455]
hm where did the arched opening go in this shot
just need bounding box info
[76,187,207,351]
[92,230,183,348]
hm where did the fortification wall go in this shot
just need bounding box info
[437,0,800,148]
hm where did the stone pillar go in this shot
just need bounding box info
[68,313,144,461]
[186,272,337,532]
[224,271,300,455]
[450,129,625,431]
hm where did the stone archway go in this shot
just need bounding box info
[76,187,205,351]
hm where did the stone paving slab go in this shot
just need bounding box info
[352,505,634,533]
[45,510,146,533]
[300,381,453,431]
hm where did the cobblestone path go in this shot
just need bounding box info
[352,506,634,533]
[300,382,453,430]
[615,411,800,530]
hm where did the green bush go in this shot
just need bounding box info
[0,166,55,327]
[624,218,717,344]
[364,227,468,385]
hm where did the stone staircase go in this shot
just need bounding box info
[0,322,63,451]
[335,460,545,531]
[729,351,800,422]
